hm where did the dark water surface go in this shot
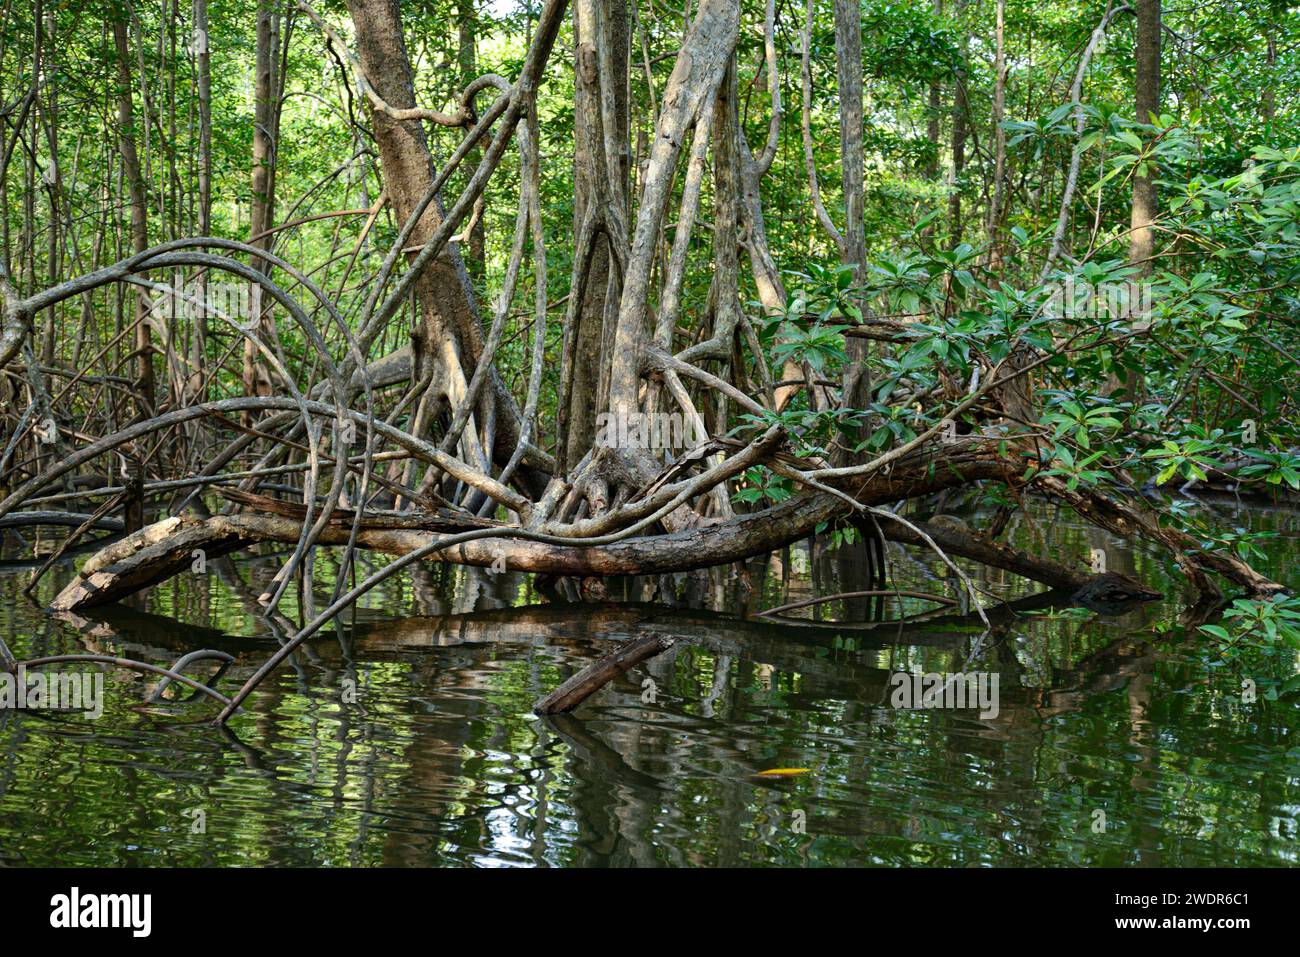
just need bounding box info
[1,499,1297,866]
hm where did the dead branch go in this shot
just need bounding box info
[532,633,677,713]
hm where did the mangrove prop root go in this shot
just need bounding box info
[0,0,1286,732]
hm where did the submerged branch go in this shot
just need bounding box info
[532,633,677,714]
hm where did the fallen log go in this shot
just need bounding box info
[45,434,1282,615]
[47,442,1031,612]
[42,497,1165,613]
[49,516,260,611]
[533,634,677,714]
[49,495,850,611]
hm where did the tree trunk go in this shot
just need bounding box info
[834,0,871,452]
[607,0,739,420]
[191,0,212,403]
[947,9,968,242]
[926,0,942,183]
[113,15,154,421]
[458,0,485,286]
[1119,0,1160,404]
[984,0,1007,264]
[562,0,629,473]
[1128,0,1160,273]
[346,0,547,496]
[244,0,278,408]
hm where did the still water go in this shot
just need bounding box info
[0,499,1297,866]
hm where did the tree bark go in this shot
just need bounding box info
[834,0,871,453]
[1119,0,1160,404]
[606,0,739,421]
[925,0,942,184]
[947,7,969,242]
[347,0,546,495]
[191,0,212,403]
[1128,0,1160,273]
[562,0,629,473]
[112,16,154,419]
[533,634,676,714]
[457,0,486,285]
[245,0,278,407]
[984,0,1007,263]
